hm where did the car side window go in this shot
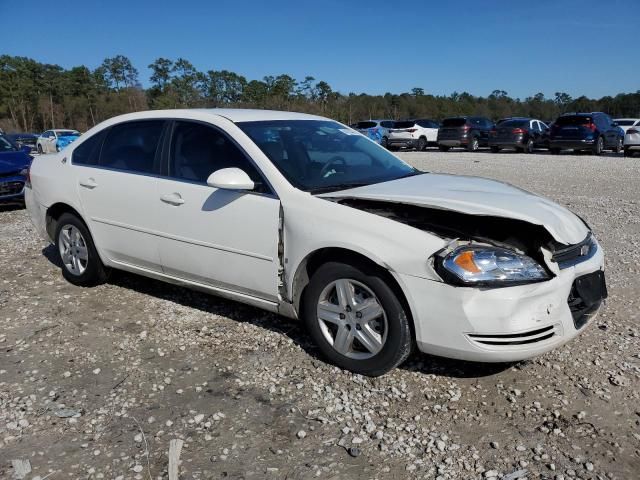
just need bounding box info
[100,120,164,174]
[72,130,107,166]
[169,121,269,193]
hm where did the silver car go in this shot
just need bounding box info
[354,120,395,148]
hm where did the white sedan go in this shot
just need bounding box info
[36,129,80,154]
[25,109,607,375]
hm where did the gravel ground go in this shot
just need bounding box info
[1,150,639,479]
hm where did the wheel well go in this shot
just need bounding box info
[45,203,85,240]
[291,247,414,328]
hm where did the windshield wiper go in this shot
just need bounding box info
[309,183,370,194]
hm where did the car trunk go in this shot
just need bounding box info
[389,121,417,139]
[495,121,527,141]
[552,116,594,139]
[438,118,468,140]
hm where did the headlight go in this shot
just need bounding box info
[438,245,549,287]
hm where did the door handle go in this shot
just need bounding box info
[160,193,185,206]
[79,178,98,189]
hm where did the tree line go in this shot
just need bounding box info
[1,54,639,133]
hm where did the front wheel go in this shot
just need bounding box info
[467,136,479,152]
[55,213,108,287]
[37,143,43,154]
[302,262,412,376]
[417,137,427,151]
[525,139,534,154]
[381,136,388,149]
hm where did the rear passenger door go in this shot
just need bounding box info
[75,120,166,271]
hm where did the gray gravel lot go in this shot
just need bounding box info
[1,150,639,479]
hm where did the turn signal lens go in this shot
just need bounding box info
[453,250,481,273]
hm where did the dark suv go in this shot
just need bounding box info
[437,116,494,151]
[549,113,624,155]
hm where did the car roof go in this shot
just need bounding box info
[190,108,328,122]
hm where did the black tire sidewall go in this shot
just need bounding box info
[302,262,412,376]
[55,213,106,286]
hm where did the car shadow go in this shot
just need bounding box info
[41,244,515,379]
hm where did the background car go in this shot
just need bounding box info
[6,133,38,153]
[354,120,395,148]
[623,125,640,157]
[36,129,81,153]
[0,134,32,203]
[387,119,439,151]
[489,117,549,153]
[549,113,623,155]
[437,116,494,151]
[613,118,640,134]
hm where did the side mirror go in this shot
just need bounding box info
[206,167,255,191]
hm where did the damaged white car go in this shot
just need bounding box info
[25,109,607,376]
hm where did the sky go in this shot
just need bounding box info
[1,0,638,99]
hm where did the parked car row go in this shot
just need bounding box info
[353,113,635,156]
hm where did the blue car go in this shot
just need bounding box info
[0,135,32,203]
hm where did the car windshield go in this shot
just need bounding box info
[238,120,419,193]
[355,121,377,129]
[393,121,416,129]
[442,118,467,127]
[0,136,17,152]
[498,119,528,127]
[614,120,635,126]
[58,130,79,136]
[555,116,592,126]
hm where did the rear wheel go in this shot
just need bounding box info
[302,262,412,376]
[381,136,388,149]
[490,146,500,153]
[417,137,427,151]
[525,138,534,154]
[467,136,479,152]
[55,213,108,287]
[613,137,623,154]
[593,136,604,156]
[37,143,43,154]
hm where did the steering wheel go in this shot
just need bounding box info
[320,156,346,178]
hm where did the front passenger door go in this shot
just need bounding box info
[156,120,281,301]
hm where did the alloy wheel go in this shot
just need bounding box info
[58,225,89,276]
[316,279,388,359]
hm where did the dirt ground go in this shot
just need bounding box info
[1,149,639,479]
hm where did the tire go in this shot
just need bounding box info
[624,147,633,157]
[54,213,108,287]
[417,137,427,151]
[302,262,412,376]
[525,139,534,154]
[37,143,43,154]
[550,148,560,155]
[613,137,623,154]
[467,136,479,152]
[490,146,500,153]
[593,136,604,156]
[438,145,450,152]
[381,136,388,149]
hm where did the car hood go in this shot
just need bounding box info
[321,173,589,245]
[0,151,31,174]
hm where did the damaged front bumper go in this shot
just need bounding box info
[398,240,605,362]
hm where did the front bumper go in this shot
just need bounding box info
[0,175,26,202]
[399,241,605,362]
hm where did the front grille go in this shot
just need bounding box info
[0,181,24,196]
[552,234,597,269]
[568,271,607,329]
[468,325,556,346]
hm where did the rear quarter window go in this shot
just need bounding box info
[72,130,106,166]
